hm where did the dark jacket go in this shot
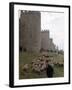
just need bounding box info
[46,64,54,77]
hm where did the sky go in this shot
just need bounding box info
[41,12,64,50]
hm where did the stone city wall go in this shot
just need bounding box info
[19,11,56,52]
[19,10,41,52]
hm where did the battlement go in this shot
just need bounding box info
[20,10,41,17]
[41,30,49,34]
[41,29,49,32]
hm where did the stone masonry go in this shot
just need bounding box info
[19,10,56,52]
[19,10,41,52]
[41,30,56,51]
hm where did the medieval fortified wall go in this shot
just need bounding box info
[19,10,56,52]
[19,10,41,52]
[41,30,56,51]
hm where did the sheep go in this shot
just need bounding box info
[22,64,29,72]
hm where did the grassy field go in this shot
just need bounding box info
[19,52,64,79]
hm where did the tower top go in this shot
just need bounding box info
[21,10,40,15]
[41,30,49,33]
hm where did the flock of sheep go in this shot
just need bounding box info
[22,53,64,75]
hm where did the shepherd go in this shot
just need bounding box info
[46,60,54,77]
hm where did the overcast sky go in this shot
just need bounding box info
[41,12,64,50]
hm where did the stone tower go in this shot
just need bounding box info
[49,38,56,51]
[41,30,50,50]
[19,10,41,52]
[41,30,56,51]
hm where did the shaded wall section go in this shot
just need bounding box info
[41,30,56,51]
[19,11,41,53]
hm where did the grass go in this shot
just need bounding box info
[53,65,64,77]
[19,51,64,79]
